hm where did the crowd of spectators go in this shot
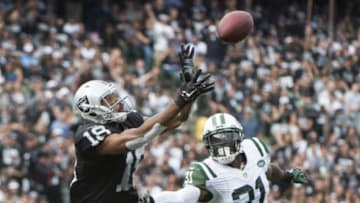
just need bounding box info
[0,0,359,202]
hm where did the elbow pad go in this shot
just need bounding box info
[125,123,166,150]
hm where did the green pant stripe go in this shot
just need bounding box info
[250,138,264,157]
[259,140,269,154]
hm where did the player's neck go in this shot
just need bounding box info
[227,153,246,169]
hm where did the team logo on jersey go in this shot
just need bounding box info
[257,160,265,167]
[77,96,90,113]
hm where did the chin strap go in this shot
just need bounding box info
[106,112,128,122]
[80,104,129,123]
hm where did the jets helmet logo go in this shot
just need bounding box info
[257,160,265,168]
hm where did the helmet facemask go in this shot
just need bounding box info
[203,127,244,165]
[90,92,133,123]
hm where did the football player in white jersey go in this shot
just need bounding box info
[140,113,307,203]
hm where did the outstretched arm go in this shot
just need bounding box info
[153,185,200,203]
[266,163,289,184]
[139,161,215,203]
[97,44,213,154]
[266,163,307,184]
[139,185,212,203]
[160,102,192,133]
[159,43,212,132]
[97,100,180,154]
[98,70,213,154]
[163,43,196,131]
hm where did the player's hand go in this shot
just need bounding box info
[178,43,195,82]
[289,168,308,184]
[138,192,154,203]
[175,69,214,108]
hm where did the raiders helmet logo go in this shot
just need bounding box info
[77,96,90,113]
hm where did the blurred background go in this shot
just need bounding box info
[0,0,359,202]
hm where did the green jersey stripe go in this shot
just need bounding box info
[196,162,215,179]
[189,163,209,181]
[253,137,268,156]
[250,138,264,157]
[203,162,217,178]
[259,139,270,154]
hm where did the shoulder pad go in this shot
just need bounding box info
[243,137,270,158]
[125,112,144,128]
[75,124,111,152]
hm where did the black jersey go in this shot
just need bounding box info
[70,112,144,203]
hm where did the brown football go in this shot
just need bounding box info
[217,10,254,43]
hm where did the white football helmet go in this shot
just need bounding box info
[73,80,133,124]
[202,113,244,164]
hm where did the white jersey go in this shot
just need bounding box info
[184,137,271,203]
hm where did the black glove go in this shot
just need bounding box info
[176,69,215,108]
[178,43,195,82]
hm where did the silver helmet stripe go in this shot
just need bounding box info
[220,113,226,124]
[212,115,217,127]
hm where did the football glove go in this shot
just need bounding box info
[286,168,308,184]
[138,192,154,203]
[175,69,214,108]
[178,43,195,82]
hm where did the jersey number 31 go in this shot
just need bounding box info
[232,176,265,203]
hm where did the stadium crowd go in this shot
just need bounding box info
[0,0,359,202]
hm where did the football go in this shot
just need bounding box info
[216,10,254,43]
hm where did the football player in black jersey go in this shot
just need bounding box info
[70,44,213,203]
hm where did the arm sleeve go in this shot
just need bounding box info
[153,185,200,203]
[125,123,166,150]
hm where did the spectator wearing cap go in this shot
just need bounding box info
[20,40,38,76]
